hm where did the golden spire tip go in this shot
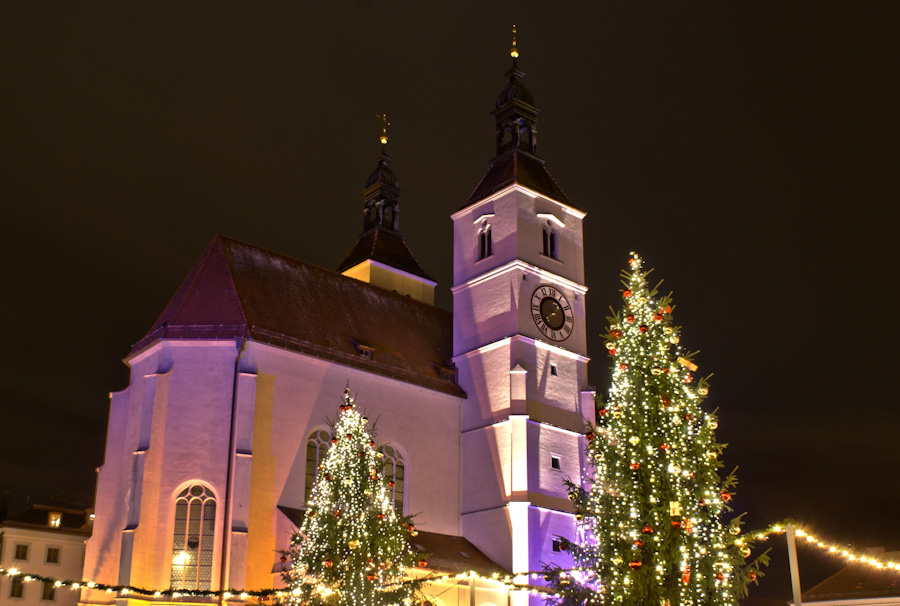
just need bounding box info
[376,113,390,146]
[510,24,519,58]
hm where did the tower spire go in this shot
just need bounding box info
[492,26,538,158]
[376,112,390,147]
[510,24,519,60]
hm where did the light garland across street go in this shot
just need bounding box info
[1,520,897,600]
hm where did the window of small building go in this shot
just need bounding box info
[46,547,60,564]
[14,544,28,561]
[9,577,24,598]
[41,581,55,601]
[47,512,62,528]
[551,455,561,470]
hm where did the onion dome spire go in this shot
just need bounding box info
[492,25,539,158]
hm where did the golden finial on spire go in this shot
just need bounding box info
[510,24,519,58]
[376,113,390,145]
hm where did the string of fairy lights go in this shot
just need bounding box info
[2,521,897,601]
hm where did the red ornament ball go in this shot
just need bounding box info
[625,314,636,323]
[334,509,342,518]
[653,313,663,322]
[280,555,287,563]
[367,574,377,581]
[639,325,648,333]
[629,560,642,569]
[369,440,375,447]
[609,348,617,355]
[721,491,732,502]
[671,520,682,528]
[417,559,428,568]
[623,289,633,298]
[377,513,385,520]
[610,329,623,339]
[324,559,333,568]
[629,462,640,470]
[598,408,608,416]
[346,434,353,439]
[619,363,628,371]
[585,432,595,441]
[660,443,670,451]
[633,539,643,548]
[388,481,395,487]
[642,525,654,534]
[331,438,338,444]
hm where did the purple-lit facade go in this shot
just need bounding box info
[80,58,589,606]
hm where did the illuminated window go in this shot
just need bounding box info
[41,581,55,601]
[48,512,62,528]
[46,547,60,564]
[14,544,28,561]
[478,221,492,260]
[170,484,216,591]
[382,445,406,514]
[305,430,331,504]
[10,577,23,598]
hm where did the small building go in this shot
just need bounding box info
[0,498,93,606]
[797,549,900,606]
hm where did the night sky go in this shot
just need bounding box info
[2,2,898,600]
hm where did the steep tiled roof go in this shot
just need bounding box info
[133,236,462,397]
[463,151,574,209]
[2,504,92,536]
[801,554,900,602]
[337,228,433,281]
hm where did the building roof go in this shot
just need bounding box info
[337,227,433,281]
[276,507,507,577]
[1,504,92,537]
[801,553,900,602]
[463,150,573,209]
[133,236,463,397]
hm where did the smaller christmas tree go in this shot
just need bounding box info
[282,388,427,606]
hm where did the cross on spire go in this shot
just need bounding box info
[376,113,390,146]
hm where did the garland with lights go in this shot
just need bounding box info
[543,253,768,606]
[1,521,897,600]
[280,387,429,606]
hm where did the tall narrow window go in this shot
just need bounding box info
[10,577,24,598]
[170,484,216,591]
[305,430,331,504]
[381,445,406,514]
[478,221,492,260]
[543,222,558,259]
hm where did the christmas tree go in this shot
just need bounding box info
[544,253,766,606]
[281,388,427,606]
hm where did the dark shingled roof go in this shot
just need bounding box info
[337,228,433,281]
[133,236,463,397]
[463,151,574,209]
[801,553,900,602]
[2,504,92,536]
[277,507,507,576]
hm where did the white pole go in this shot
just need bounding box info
[786,524,803,606]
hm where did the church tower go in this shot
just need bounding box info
[453,33,594,588]
[338,119,437,304]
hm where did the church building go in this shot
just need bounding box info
[81,46,593,606]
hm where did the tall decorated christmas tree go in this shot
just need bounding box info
[281,388,427,606]
[544,253,765,606]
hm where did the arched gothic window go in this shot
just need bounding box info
[170,484,216,591]
[543,222,557,259]
[381,445,406,514]
[478,221,492,260]
[305,430,331,504]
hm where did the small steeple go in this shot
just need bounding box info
[492,25,539,158]
[338,115,436,304]
[362,114,401,233]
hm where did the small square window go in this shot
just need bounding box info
[46,547,60,564]
[550,455,561,470]
[10,577,24,598]
[41,581,55,601]
[14,544,28,560]
[552,538,562,553]
[48,512,62,528]
[550,363,558,376]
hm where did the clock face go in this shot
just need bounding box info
[531,285,574,341]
